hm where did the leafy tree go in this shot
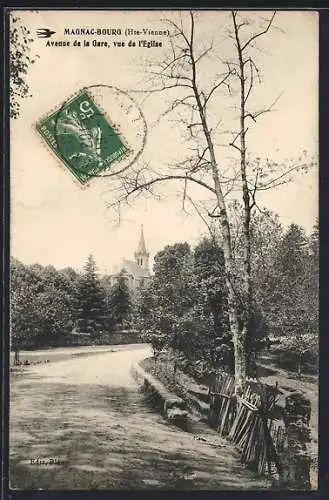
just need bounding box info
[137,239,233,377]
[143,243,194,337]
[309,218,319,261]
[192,236,267,376]
[247,210,284,318]
[75,255,106,337]
[109,270,132,327]
[272,224,310,338]
[275,334,318,378]
[59,266,80,328]
[191,238,233,375]
[33,265,77,345]
[306,219,319,335]
[10,259,41,362]
[108,12,315,392]
[60,266,80,283]
[250,216,317,340]
[136,243,194,365]
[276,224,308,281]
[193,238,228,338]
[100,274,116,329]
[10,259,78,360]
[10,15,36,119]
[276,222,319,377]
[247,218,318,376]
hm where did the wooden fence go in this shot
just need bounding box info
[208,372,285,478]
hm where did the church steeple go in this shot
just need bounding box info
[137,225,147,254]
[134,225,149,270]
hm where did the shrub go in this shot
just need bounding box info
[271,334,318,376]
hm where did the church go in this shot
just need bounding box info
[110,226,151,292]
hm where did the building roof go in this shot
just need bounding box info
[136,225,148,255]
[122,259,150,278]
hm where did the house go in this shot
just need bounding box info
[110,226,151,292]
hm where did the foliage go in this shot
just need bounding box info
[137,239,234,373]
[143,331,167,361]
[107,11,316,392]
[109,270,132,326]
[10,16,37,119]
[271,334,318,376]
[10,259,78,361]
[254,221,318,340]
[269,223,318,376]
[10,213,318,382]
[248,216,318,376]
[137,243,193,343]
[193,238,229,337]
[193,233,268,376]
[11,259,42,359]
[230,208,318,370]
[10,255,139,353]
[75,255,106,336]
[136,212,318,380]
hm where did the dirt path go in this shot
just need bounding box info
[10,345,269,490]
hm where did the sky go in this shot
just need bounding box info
[10,10,318,274]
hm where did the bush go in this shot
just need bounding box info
[274,349,318,375]
[271,334,318,375]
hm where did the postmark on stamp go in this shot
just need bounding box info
[36,88,135,185]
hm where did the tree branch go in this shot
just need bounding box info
[241,12,276,52]
[112,173,216,206]
[186,195,216,240]
[203,68,235,107]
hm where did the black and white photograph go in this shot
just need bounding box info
[8,9,318,491]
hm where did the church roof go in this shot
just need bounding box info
[122,259,150,278]
[136,225,148,254]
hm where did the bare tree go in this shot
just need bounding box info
[228,11,277,382]
[105,11,314,393]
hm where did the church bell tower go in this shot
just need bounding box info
[134,225,149,271]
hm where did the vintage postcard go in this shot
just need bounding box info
[8,9,318,491]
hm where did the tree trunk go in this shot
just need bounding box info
[297,354,302,379]
[173,357,178,379]
[202,135,247,393]
[14,349,20,365]
[232,11,253,380]
[190,50,247,393]
[221,245,247,394]
[233,325,247,393]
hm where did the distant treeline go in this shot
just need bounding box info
[135,214,318,378]
[11,213,318,376]
[10,255,133,356]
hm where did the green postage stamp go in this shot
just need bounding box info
[36,90,129,184]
